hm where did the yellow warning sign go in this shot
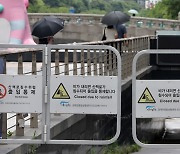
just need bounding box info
[138,87,156,103]
[52,83,70,99]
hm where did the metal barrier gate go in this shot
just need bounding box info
[0,44,45,144]
[132,49,180,148]
[0,44,121,145]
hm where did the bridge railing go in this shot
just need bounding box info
[0,35,153,138]
[78,35,154,80]
[130,16,180,30]
[28,13,180,30]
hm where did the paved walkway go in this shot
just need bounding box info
[133,148,180,154]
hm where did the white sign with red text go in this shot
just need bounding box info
[0,75,42,113]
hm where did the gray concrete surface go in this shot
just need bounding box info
[133,148,180,154]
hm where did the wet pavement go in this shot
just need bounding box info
[133,148,180,154]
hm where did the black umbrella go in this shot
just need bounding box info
[32,16,65,38]
[101,11,130,26]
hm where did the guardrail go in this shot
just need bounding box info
[28,13,180,30]
[129,16,180,30]
[0,35,153,139]
[78,35,153,79]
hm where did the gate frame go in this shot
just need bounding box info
[46,44,121,145]
[0,44,121,145]
[132,49,180,148]
[0,44,46,144]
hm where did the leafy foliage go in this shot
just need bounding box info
[103,142,141,154]
[139,0,180,19]
[28,0,179,19]
[163,0,180,19]
[28,0,142,14]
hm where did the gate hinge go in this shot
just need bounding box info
[45,47,48,65]
[44,85,48,104]
[44,125,47,143]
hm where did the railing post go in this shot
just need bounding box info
[16,53,24,136]
[65,49,69,75]
[93,50,97,75]
[117,42,121,53]
[2,113,7,139]
[54,49,62,116]
[1,56,7,139]
[81,49,85,75]
[104,49,108,76]
[108,50,112,76]
[30,52,38,128]
[112,42,117,76]
[55,49,60,75]
[73,49,77,75]
[99,49,103,76]
[87,49,91,75]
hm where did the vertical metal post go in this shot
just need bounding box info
[113,53,117,76]
[1,56,7,139]
[108,51,112,76]
[30,52,38,128]
[81,49,85,75]
[54,49,61,116]
[65,49,69,75]
[0,114,2,139]
[112,42,117,76]
[117,42,121,53]
[121,53,125,80]
[93,49,97,75]
[73,49,77,75]
[99,49,103,76]
[16,53,24,136]
[41,45,49,143]
[87,49,91,75]
[45,45,51,143]
[2,114,7,139]
[55,49,59,75]
[104,49,108,76]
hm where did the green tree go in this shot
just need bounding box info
[110,1,124,12]
[71,0,87,13]
[163,0,180,19]
[139,0,180,19]
[43,0,60,7]
[82,9,106,14]
[28,0,49,13]
[28,0,143,14]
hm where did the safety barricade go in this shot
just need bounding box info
[46,44,121,145]
[0,44,45,144]
[132,49,180,148]
[0,44,121,145]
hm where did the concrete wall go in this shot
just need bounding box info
[33,23,159,44]
[29,13,180,44]
[33,24,158,44]
[54,23,104,44]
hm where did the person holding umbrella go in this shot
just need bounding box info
[128,9,138,17]
[114,23,127,39]
[32,16,64,44]
[38,36,54,44]
[101,11,130,40]
[101,25,117,41]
